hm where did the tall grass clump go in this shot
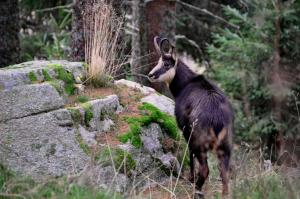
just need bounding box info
[84,1,124,87]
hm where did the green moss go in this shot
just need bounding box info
[42,69,52,81]
[81,102,93,126]
[99,147,136,174]
[28,71,38,82]
[48,80,64,94]
[75,95,89,103]
[47,64,76,95]
[68,107,82,124]
[119,103,180,148]
[75,131,91,155]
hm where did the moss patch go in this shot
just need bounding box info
[42,69,52,81]
[48,64,76,95]
[99,147,136,175]
[75,95,89,103]
[48,80,64,94]
[80,102,93,126]
[75,131,91,155]
[28,71,38,82]
[118,103,180,148]
[88,75,114,88]
[68,107,82,124]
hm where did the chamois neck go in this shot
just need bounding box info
[169,60,197,98]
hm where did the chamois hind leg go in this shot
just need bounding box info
[195,151,209,190]
[217,145,231,195]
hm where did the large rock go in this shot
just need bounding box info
[0,83,65,122]
[0,60,85,90]
[0,109,89,180]
[115,79,155,95]
[141,93,175,116]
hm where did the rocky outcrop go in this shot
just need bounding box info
[0,62,181,194]
[0,61,121,181]
[115,79,175,116]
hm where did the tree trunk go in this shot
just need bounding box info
[0,0,20,67]
[270,0,284,160]
[131,0,176,93]
[70,0,89,62]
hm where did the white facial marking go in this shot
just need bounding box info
[148,57,176,84]
[149,57,163,77]
[158,67,176,84]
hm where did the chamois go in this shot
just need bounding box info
[148,36,234,194]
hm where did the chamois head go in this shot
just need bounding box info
[148,36,177,84]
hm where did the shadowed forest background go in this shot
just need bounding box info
[0,0,300,198]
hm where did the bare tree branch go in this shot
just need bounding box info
[35,3,74,13]
[173,0,240,30]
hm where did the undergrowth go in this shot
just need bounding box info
[0,164,123,199]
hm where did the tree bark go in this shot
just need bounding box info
[271,0,284,159]
[0,0,20,67]
[70,0,88,62]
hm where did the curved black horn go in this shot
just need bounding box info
[154,36,161,55]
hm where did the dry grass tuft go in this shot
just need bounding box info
[84,0,125,86]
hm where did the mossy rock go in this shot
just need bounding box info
[80,102,94,126]
[119,103,180,148]
[47,64,76,95]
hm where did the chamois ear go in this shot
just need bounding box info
[159,38,171,57]
[154,36,161,55]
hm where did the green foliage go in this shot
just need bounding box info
[99,147,136,174]
[208,1,300,141]
[28,71,38,82]
[232,173,288,199]
[80,102,94,126]
[119,103,180,148]
[76,95,89,103]
[48,64,76,95]
[0,164,123,198]
[20,4,72,61]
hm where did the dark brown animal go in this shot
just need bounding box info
[148,36,234,194]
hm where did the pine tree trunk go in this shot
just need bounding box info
[0,0,20,67]
[70,0,89,62]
